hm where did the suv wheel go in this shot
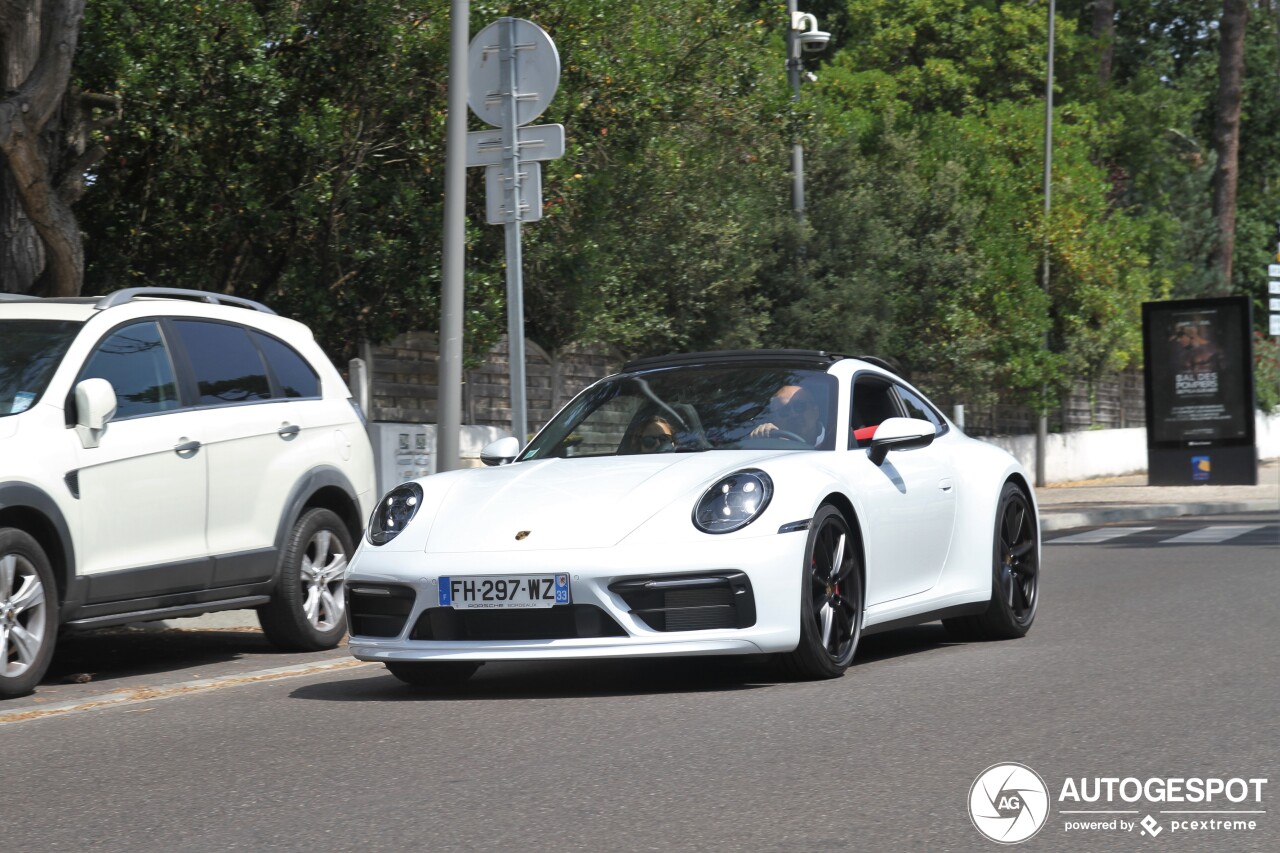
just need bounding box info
[1,528,58,699]
[258,508,352,652]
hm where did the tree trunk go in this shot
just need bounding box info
[0,0,87,296]
[1091,0,1115,85]
[1209,0,1248,291]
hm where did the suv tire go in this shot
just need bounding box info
[257,508,353,652]
[0,528,58,698]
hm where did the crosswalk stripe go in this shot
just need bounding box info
[1158,525,1267,545]
[1048,527,1154,544]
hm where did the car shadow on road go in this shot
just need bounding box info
[292,655,777,702]
[291,623,962,703]
[41,627,299,689]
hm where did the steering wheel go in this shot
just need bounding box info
[769,429,808,444]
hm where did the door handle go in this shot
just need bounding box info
[174,439,201,457]
[277,424,301,440]
[938,478,953,492]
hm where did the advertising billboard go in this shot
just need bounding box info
[1142,297,1257,485]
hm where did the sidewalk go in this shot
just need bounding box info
[1036,459,1280,532]
[151,461,1279,632]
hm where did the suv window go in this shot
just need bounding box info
[79,321,181,419]
[173,320,271,405]
[252,331,320,398]
[0,319,81,416]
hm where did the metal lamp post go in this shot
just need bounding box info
[785,2,830,222]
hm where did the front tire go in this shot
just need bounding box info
[0,528,58,699]
[386,661,482,687]
[259,508,353,652]
[781,506,863,680]
[944,482,1039,641]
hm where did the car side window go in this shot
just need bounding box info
[171,320,272,405]
[79,321,181,419]
[252,331,320,398]
[849,376,901,447]
[894,384,947,435]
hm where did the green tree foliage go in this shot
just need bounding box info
[780,0,1151,409]
[76,1,505,360]
[64,0,1278,412]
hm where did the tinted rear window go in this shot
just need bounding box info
[252,331,319,398]
[172,320,271,405]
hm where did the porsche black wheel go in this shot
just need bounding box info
[944,482,1039,641]
[781,506,863,680]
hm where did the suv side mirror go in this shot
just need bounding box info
[867,417,935,466]
[480,436,521,466]
[75,378,117,448]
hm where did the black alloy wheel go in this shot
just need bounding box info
[944,482,1039,640]
[781,505,863,679]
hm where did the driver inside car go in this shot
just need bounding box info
[749,384,826,446]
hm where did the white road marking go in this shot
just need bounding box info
[1048,527,1154,545]
[1158,525,1266,545]
[0,658,375,726]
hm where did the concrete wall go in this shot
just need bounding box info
[977,412,1280,483]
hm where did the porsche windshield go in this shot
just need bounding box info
[0,320,81,417]
[520,365,838,460]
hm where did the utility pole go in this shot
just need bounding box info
[437,0,469,472]
[1036,0,1055,488]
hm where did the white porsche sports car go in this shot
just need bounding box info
[345,350,1039,685]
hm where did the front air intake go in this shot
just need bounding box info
[346,584,416,638]
[610,572,756,632]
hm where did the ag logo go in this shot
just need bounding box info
[968,763,1050,844]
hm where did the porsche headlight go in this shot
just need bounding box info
[693,469,773,534]
[368,482,424,546]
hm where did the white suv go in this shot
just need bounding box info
[0,288,376,697]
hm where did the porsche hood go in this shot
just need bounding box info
[417,452,789,553]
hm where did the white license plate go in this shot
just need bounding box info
[438,574,571,609]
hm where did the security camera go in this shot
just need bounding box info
[799,30,831,52]
[792,12,831,53]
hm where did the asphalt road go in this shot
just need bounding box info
[3,513,1277,853]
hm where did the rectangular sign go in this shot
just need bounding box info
[1270,279,1280,294]
[466,124,565,168]
[485,161,542,225]
[1270,263,1280,277]
[1142,297,1254,447]
[1272,314,1280,336]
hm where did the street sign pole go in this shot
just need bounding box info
[499,17,529,444]
[467,17,559,447]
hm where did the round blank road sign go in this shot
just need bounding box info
[468,18,560,129]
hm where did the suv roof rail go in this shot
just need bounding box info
[94,287,277,315]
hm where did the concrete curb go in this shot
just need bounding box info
[1039,499,1280,533]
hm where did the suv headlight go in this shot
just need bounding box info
[693,469,773,534]
[368,482,424,546]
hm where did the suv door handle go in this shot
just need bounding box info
[174,439,202,457]
[277,424,301,440]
